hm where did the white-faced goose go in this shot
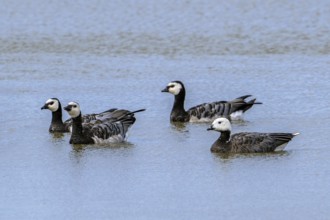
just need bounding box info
[162,81,262,122]
[64,101,145,144]
[207,118,299,153]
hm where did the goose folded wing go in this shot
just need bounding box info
[187,101,245,119]
[90,121,125,140]
[268,133,295,146]
[230,133,277,153]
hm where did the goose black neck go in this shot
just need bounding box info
[71,113,83,135]
[172,90,186,113]
[51,108,63,124]
[219,130,231,142]
[211,130,231,153]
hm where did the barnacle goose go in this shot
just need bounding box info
[41,98,129,133]
[161,81,262,122]
[64,101,145,144]
[41,98,71,132]
[207,118,299,153]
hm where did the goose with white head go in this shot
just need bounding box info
[162,81,262,122]
[64,101,145,144]
[41,98,70,132]
[207,117,299,153]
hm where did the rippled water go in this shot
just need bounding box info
[0,0,330,219]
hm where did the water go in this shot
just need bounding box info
[0,0,330,219]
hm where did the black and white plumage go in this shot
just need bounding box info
[41,98,122,133]
[63,101,145,144]
[207,118,299,153]
[41,98,71,132]
[161,81,262,122]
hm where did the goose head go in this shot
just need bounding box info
[161,81,185,96]
[64,101,81,118]
[41,98,60,112]
[207,118,232,132]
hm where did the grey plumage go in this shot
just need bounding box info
[162,81,261,122]
[64,101,145,144]
[207,118,299,153]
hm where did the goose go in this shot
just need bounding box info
[64,101,145,144]
[207,117,299,153]
[41,98,71,132]
[41,98,128,133]
[161,81,261,122]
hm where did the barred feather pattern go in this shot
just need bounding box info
[80,109,142,144]
[188,95,258,122]
[90,122,126,143]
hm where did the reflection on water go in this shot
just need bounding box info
[170,121,189,133]
[69,142,135,165]
[71,142,134,153]
[50,132,65,139]
[213,150,290,161]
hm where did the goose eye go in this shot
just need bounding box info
[169,85,175,88]
[49,101,54,105]
[73,105,77,108]
[218,121,221,124]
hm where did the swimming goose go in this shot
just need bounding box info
[41,98,126,133]
[161,81,262,122]
[207,118,299,153]
[41,98,71,132]
[64,101,145,144]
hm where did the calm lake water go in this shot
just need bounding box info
[1,0,330,219]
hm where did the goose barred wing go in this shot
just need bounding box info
[88,109,144,141]
[187,95,260,119]
[101,109,135,123]
[90,121,127,140]
[82,108,119,123]
[83,108,139,123]
[187,101,232,119]
[187,99,244,119]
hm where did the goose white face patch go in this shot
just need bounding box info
[67,102,81,118]
[211,118,232,132]
[46,98,59,112]
[167,82,182,95]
